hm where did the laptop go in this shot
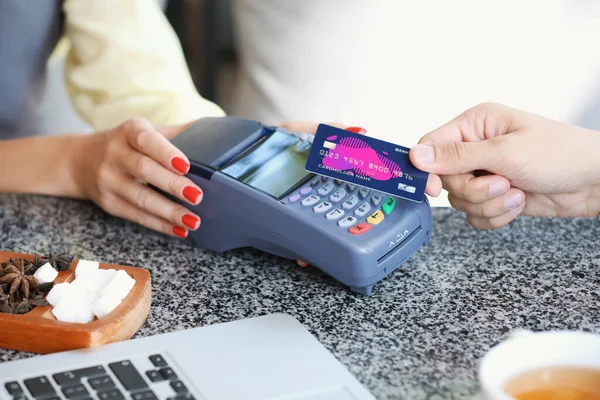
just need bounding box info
[0,314,375,400]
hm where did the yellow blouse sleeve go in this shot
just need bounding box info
[62,0,225,130]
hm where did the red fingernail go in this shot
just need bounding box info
[345,126,367,134]
[171,157,189,174]
[183,186,202,203]
[182,214,199,229]
[172,226,187,238]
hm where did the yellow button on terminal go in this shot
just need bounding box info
[366,210,384,225]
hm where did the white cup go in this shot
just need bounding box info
[478,330,600,399]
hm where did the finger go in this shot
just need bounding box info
[409,138,504,176]
[466,204,524,229]
[122,117,191,175]
[418,102,519,145]
[345,126,368,134]
[448,188,525,218]
[410,102,525,175]
[100,192,189,238]
[441,174,510,203]
[296,260,309,267]
[118,149,203,206]
[111,173,201,230]
[425,174,443,197]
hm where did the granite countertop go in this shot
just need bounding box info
[1,194,599,399]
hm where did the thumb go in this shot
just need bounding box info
[409,140,502,175]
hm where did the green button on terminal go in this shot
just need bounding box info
[382,197,396,215]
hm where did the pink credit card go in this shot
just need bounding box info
[304,124,428,202]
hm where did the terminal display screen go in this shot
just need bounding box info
[220,129,312,198]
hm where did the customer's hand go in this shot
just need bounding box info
[74,117,202,238]
[409,102,600,229]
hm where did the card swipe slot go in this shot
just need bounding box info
[377,226,422,266]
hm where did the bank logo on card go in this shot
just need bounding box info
[305,124,429,202]
[398,183,416,194]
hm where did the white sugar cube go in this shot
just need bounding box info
[46,282,71,306]
[51,298,95,324]
[75,260,99,277]
[69,279,96,302]
[90,293,122,319]
[100,270,135,301]
[33,262,58,284]
[93,269,118,293]
[88,291,100,304]
[47,266,135,324]
[71,271,97,292]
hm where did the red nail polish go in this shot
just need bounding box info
[171,157,189,174]
[172,226,187,238]
[345,126,367,134]
[183,186,202,203]
[182,214,199,229]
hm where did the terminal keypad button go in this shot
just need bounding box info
[325,209,345,220]
[338,216,357,228]
[288,193,301,203]
[299,187,312,195]
[349,223,372,235]
[313,202,332,213]
[301,195,320,207]
[354,202,371,217]
[382,197,396,214]
[358,188,370,199]
[330,189,346,203]
[371,193,383,205]
[317,182,335,196]
[367,210,385,225]
[342,195,359,210]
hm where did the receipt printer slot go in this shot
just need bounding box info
[170,117,273,170]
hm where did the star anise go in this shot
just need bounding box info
[0,252,73,314]
[41,252,74,272]
[23,254,45,276]
[0,291,11,314]
[33,282,55,296]
[2,258,35,275]
[12,296,49,314]
[0,258,39,300]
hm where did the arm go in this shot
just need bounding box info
[0,134,86,198]
[0,118,205,239]
[61,0,224,129]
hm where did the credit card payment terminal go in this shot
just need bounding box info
[166,117,433,295]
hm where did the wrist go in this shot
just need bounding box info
[68,133,102,200]
[42,134,90,199]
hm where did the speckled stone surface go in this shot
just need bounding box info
[1,194,599,399]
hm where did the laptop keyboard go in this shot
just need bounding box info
[3,354,194,400]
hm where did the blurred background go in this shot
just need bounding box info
[37,0,600,206]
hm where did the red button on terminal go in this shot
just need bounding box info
[349,222,372,235]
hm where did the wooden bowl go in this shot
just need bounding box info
[0,251,151,354]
